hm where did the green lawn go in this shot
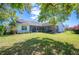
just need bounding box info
[0,31,79,55]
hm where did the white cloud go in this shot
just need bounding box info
[31,6,40,20]
[31,15,38,20]
[31,11,40,15]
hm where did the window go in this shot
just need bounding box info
[22,26,27,30]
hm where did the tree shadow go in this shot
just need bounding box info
[0,37,79,55]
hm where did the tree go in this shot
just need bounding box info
[0,3,32,35]
[0,3,32,20]
[38,3,79,33]
[38,3,79,23]
[49,17,57,33]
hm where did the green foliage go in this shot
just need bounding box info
[49,17,57,26]
[38,3,79,24]
[0,3,32,35]
[72,30,79,34]
[0,26,6,35]
[0,3,32,20]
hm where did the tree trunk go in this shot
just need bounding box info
[51,25,56,33]
[10,25,16,34]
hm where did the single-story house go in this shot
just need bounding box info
[0,19,65,33]
[16,19,65,33]
[16,19,52,33]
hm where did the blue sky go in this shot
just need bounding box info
[16,10,31,20]
[16,4,79,27]
[16,4,40,21]
[64,10,79,27]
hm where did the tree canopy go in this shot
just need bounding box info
[0,3,32,20]
[0,3,32,35]
[38,3,79,23]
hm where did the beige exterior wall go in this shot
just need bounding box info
[16,24,30,33]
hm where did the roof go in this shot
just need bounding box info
[17,19,51,26]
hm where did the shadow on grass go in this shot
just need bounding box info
[0,37,79,55]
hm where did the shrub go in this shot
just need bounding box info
[0,26,6,35]
[73,30,79,34]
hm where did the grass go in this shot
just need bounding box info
[0,31,79,55]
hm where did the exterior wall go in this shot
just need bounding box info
[57,23,65,32]
[16,24,30,33]
[16,23,65,33]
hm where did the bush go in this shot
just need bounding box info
[0,26,6,35]
[73,30,79,34]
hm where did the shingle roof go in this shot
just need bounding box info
[17,19,51,26]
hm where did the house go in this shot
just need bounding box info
[16,19,65,33]
[56,23,65,33]
[16,19,53,33]
[0,19,65,34]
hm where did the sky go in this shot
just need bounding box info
[64,10,79,27]
[16,4,40,22]
[16,4,79,27]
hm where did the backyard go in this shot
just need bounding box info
[0,31,79,55]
